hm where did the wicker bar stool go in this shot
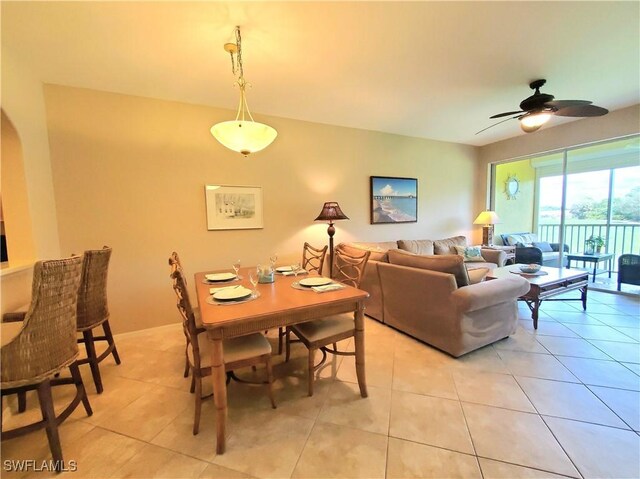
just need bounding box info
[76,247,120,394]
[1,256,93,472]
[169,257,276,435]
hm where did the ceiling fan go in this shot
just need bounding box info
[477,79,609,135]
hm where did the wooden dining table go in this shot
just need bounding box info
[194,267,370,454]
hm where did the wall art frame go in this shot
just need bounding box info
[205,184,263,230]
[370,176,418,224]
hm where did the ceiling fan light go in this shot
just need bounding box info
[520,111,552,132]
[211,120,277,156]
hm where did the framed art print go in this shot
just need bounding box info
[370,176,418,224]
[205,185,263,230]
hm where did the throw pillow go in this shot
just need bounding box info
[532,241,554,252]
[387,249,469,287]
[433,236,467,255]
[453,245,486,263]
[397,239,435,255]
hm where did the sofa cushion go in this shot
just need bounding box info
[398,239,434,255]
[453,245,485,263]
[343,242,396,262]
[388,249,469,287]
[505,233,538,246]
[466,262,497,271]
[433,236,467,255]
[533,241,553,252]
[467,267,489,285]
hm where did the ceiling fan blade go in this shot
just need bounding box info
[545,100,592,109]
[490,110,524,119]
[554,104,609,117]
[475,115,520,135]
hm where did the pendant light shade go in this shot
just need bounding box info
[211,120,277,156]
[211,26,277,156]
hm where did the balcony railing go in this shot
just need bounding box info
[538,223,640,271]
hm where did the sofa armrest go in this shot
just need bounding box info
[451,276,530,313]
[480,248,506,267]
[515,246,543,265]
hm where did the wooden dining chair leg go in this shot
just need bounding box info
[36,380,63,471]
[190,373,196,394]
[265,358,276,409]
[285,328,292,362]
[308,348,316,397]
[102,321,121,365]
[278,327,285,355]
[82,330,104,394]
[17,391,27,413]
[70,362,93,417]
[183,347,190,378]
[193,375,202,436]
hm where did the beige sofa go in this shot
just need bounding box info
[342,236,508,323]
[338,236,530,356]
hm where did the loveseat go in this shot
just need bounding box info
[338,237,530,356]
[499,232,569,267]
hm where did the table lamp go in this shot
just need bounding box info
[314,202,349,277]
[473,210,501,246]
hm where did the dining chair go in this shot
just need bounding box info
[285,244,370,396]
[169,259,276,435]
[302,242,328,274]
[1,256,93,471]
[276,242,329,355]
[168,252,202,379]
[75,247,120,394]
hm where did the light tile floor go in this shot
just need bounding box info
[2,290,639,479]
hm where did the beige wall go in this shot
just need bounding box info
[1,50,61,260]
[44,85,479,333]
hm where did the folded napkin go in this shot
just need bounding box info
[312,283,345,293]
[209,285,241,294]
[281,270,309,276]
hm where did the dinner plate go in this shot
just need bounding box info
[275,266,293,273]
[206,272,237,282]
[299,277,333,287]
[213,287,252,301]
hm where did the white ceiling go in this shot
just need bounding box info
[2,1,639,146]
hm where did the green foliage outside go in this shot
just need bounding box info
[569,186,640,222]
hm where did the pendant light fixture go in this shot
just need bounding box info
[210,26,277,156]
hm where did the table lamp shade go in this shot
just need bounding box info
[473,211,501,226]
[473,211,501,246]
[315,202,349,222]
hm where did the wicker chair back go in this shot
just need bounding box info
[1,256,83,387]
[76,247,111,330]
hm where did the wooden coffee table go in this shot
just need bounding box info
[488,265,589,329]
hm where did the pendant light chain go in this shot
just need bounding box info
[210,25,277,156]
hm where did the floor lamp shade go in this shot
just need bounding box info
[315,202,349,277]
[473,211,501,246]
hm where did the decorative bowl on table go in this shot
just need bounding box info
[519,264,541,274]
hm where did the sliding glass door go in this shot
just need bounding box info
[492,135,640,277]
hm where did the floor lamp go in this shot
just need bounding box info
[314,202,349,278]
[473,210,501,246]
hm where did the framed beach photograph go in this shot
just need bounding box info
[370,176,418,224]
[205,185,263,230]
